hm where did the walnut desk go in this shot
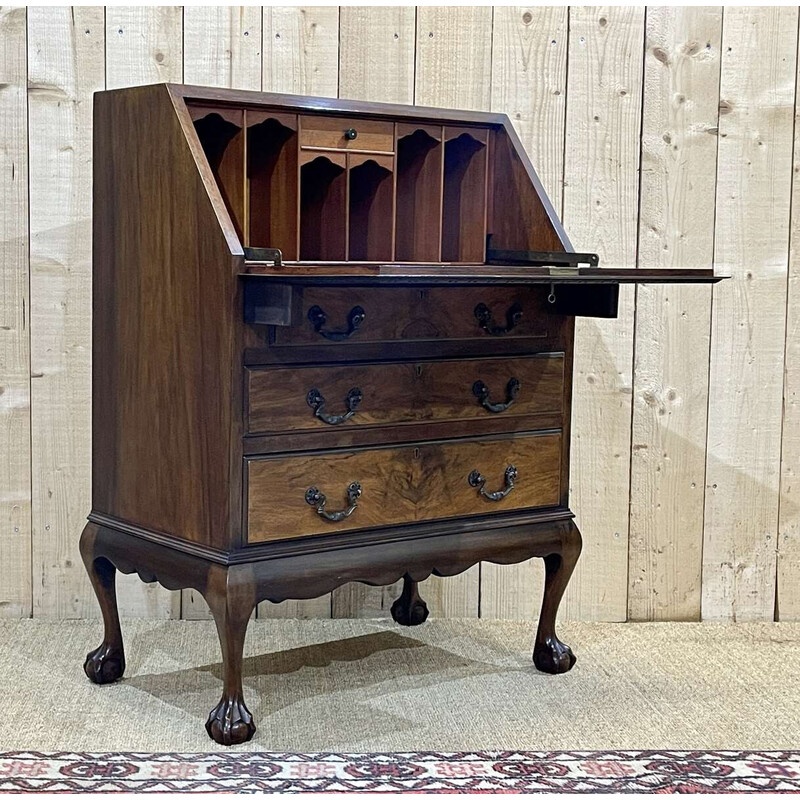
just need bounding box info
[81,84,723,745]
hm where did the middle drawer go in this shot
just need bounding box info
[246,354,565,435]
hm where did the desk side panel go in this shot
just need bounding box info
[488,125,570,254]
[92,85,242,549]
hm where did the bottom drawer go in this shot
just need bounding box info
[246,432,562,543]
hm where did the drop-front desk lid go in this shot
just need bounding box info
[240,261,724,286]
[239,246,725,287]
[239,249,726,324]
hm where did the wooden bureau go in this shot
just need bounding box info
[80,83,722,745]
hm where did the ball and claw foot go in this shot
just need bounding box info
[206,695,256,746]
[84,643,126,684]
[533,636,576,674]
[390,595,429,627]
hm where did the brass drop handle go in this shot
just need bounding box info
[468,465,517,501]
[307,387,363,425]
[472,377,521,413]
[344,127,358,140]
[308,305,366,341]
[305,482,362,522]
[474,302,523,336]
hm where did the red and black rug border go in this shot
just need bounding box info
[0,750,798,793]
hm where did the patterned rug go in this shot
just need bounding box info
[0,750,799,793]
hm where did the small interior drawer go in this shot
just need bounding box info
[300,115,394,152]
[246,431,562,542]
[246,354,565,435]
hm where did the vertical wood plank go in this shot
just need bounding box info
[413,6,493,617]
[489,6,568,203]
[562,6,644,621]
[628,7,722,621]
[779,40,800,621]
[28,7,108,618]
[415,7,492,111]
[263,7,339,97]
[181,6,262,620]
[184,7,262,91]
[703,6,797,621]
[258,5,340,619]
[331,5,416,620]
[0,6,31,617]
[101,5,182,618]
[480,7,568,620]
[105,7,183,89]
[339,7,415,104]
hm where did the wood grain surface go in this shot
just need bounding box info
[247,433,562,542]
[562,6,644,622]
[628,7,721,621]
[247,355,565,434]
[274,286,551,346]
[703,7,797,621]
[0,7,31,617]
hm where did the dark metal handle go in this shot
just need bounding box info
[344,127,358,140]
[305,481,362,522]
[472,378,521,413]
[306,387,362,425]
[468,465,517,501]
[308,305,366,341]
[474,302,523,336]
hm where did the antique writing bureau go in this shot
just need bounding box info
[81,84,722,745]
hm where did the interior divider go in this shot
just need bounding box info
[395,123,443,263]
[191,107,246,242]
[441,127,489,263]
[299,152,348,261]
[245,110,299,258]
[348,153,395,262]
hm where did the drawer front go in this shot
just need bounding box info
[246,432,562,542]
[273,287,550,346]
[246,355,564,435]
[300,115,394,152]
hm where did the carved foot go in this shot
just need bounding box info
[206,694,256,746]
[390,576,430,626]
[84,642,126,684]
[533,636,576,674]
[391,594,429,626]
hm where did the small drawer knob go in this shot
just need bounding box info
[344,127,358,141]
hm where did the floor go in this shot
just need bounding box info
[1,619,797,752]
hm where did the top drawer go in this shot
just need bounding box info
[272,287,551,347]
[300,115,394,152]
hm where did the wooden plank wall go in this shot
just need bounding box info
[2,6,799,622]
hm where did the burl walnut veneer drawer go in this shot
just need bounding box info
[246,432,562,542]
[273,287,550,347]
[300,115,394,152]
[246,354,565,435]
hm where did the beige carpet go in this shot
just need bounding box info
[0,619,797,752]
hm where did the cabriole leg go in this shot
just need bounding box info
[204,567,257,746]
[80,523,126,684]
[533,521,582,674]
[390,574,430,626]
